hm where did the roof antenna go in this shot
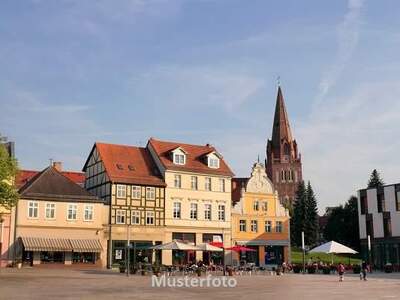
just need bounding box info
[49,158,53,167]
[277,75,281,88]
[257,154,260,163]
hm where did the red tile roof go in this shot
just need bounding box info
[90,142,166,187]
[16,169,85,188]
[148,138,234,177]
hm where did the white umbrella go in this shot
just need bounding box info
[150,240,201,251]
[196,243,223,252]
[309,241,358,254]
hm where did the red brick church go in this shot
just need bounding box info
[266,86,302,207]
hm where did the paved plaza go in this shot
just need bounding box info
[1,268,400,300]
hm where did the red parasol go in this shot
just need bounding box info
[226,245,257,252]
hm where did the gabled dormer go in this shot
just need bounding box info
[205,151,221,169]
[171,147,187,165]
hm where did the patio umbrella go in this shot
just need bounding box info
[309,241,358,264]
[196,243,223,252]
[226,245,257,252]
[309,241,358,254]
[150,240,201,251]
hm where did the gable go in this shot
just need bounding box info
[246,163,274,194]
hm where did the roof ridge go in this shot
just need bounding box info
[19,167,51,194]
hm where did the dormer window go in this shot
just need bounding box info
[173,153,185,165]
[207,152,220,169]
[171,148,186,165]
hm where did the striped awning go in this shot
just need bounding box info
[20,237,102,253]
[20,237,72,252]
[70,239,102,253]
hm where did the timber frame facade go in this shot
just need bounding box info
[83,143,166,268]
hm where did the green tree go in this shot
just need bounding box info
[290,181,307,247]
[304,181,319,246]
[367,169,384,188]
[323,196,360,251]
[0,143,19,209]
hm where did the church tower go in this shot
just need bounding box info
[266,86,302,208]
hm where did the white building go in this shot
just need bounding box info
[357,183,400,268]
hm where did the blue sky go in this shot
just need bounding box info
[1,0,399,212]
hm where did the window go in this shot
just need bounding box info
[204,204,211,220]
[265,220,272,232]
[116,210,126,224]
[146,187,156,200]
[146,211,155,225]
[173,202,181,219]
[28,201,38,218]
[173,153,185,165]
[132,186,141,199]
[191,176,198,190]
[205,177,212,191]
[239,220,246,232]
[190,203,198,220]
[251,220,258,232]
[396,188,400,211]
[116,184,126,198]
[45,203,55,219]
[67,204,77,220]
[253,200,259,211]
[262,202,268,211]
[209,157,219,168]
[377,192,385,213]
[174,174,182,188]
[218,205,225,221]
[276,221,283,233]
[131,211,140,225]
[219,179,225,192]
[360,195,368,215]
[84,205,94,221]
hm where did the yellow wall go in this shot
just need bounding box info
[232,191,289,242]
[164,170,232,264]
[14,198,109,266]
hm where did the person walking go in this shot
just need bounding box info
[361,261,368,281]
[337,262,345,282]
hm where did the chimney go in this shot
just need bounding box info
[53,161,63,172]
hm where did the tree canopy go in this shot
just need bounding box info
[367,169,384,188]
[323,196,360,251]
[291,181,319,247]
[0,143,19,209]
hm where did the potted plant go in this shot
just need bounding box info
[307,265,316,274]
[384,263,393,273]
[352,264,361,274]
[292,264,302,273]
[119,262,126,273]
[322,266,331,274]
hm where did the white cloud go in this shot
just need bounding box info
[299,80,400,211]
[130,65,265,112]
[316,0,365,103]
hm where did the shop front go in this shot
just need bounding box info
[20,237,102,266]
[112,240,162,267]
[202,233,223,265]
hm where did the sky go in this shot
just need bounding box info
[1,0,399,213]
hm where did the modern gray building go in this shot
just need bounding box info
[358,184,400,269]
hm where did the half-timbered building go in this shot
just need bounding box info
[83,143,166,268]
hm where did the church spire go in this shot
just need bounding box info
[271,86,293,149]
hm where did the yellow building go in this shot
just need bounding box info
[231,162,290,267]
[12,166,108,267]
[83,142,166,268]
[148,138,234,265]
